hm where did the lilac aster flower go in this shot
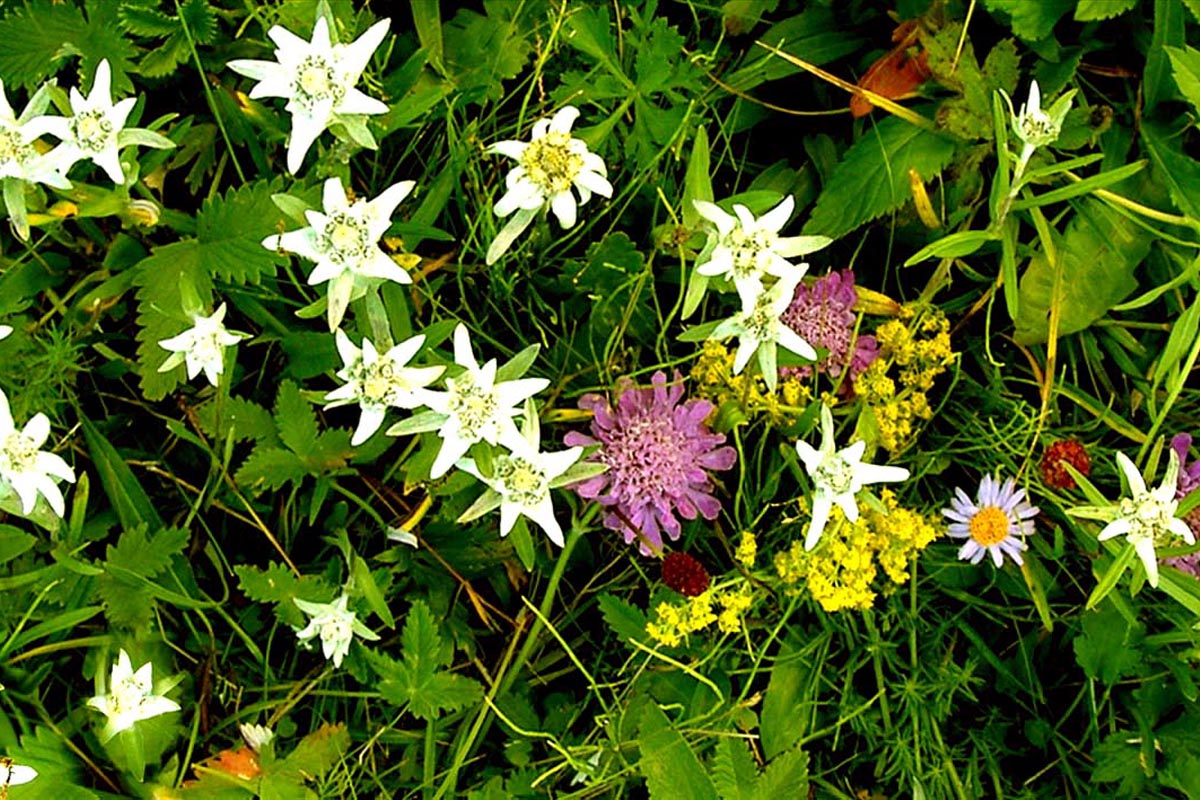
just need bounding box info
[563,371,736,555]
[779,269,877,383]
[1163,434,1200,578]
[944,474,1039,567]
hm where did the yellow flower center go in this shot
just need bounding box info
[520,131,583,194]
[969,506,1009,546]
[299,63,332,97]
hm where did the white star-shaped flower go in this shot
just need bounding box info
[486,105,613,264]
[265,176,414,331]
[710,272,817,392]
[796,404,911,551]
[324,329,444,446]
[293,593,380,668]
[86,649,181,743]
[227,16,390,173]
[399,323,549,479]
[1094,451,1195,589]
[458,406,583,547]
[693,196,829,298]
[39,60,172,185]
[0,78,71,239]
[0,387,75,518]
[157,302,248,387]
[999,79,1076,160]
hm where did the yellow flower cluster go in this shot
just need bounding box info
[734,531,757,568]
[646,584,756,646]
[691,341,810,425]
[773,490,939,613]
[854,305,954,453]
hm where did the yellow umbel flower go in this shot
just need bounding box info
[735,531,758,568]
[691,341,809,426]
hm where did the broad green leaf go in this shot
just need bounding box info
[352,554,395,628]
[682,126,713,230]
[756,744,810,797]
[0,525,36,564]
[1167,46,1200,119]
[119,4,178,36]
[1075,0,1138,20]
[178,0,218,44]
[196,180,287,285]
[760,647,808,759]
[0,0,136,92]
[709,737,759,800]
[563,6,621,75]
[234,447,308,493]
[274,722,350,784]
[97,526,189,629]
[1073,606,1144,683]
[1013,198,1149,344]
[195,395,279,446]
[1187,0,1200,22]
[410,0,441,68]
[638,703,719,800]
[725,8,863,91]
[81,417,164,532]
[441,4,532,103]
[131,241,213,400]
[981,0,1073,42]
[234,563,324,626]
[802,115,957,241]
[274,380,318,458]
[1142,120,1200,222]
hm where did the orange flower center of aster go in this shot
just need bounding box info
[969,506,1009,546]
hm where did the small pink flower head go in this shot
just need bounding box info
[564,371,736,555]
[780,269,877,383]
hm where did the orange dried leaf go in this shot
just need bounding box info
[194,746,262,781]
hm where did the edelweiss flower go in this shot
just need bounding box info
[158,302,248,387]
[40,59,173,185]
[0,388,75,518]
[293,593,379,668]
[0,79,71,239]
[486,106,612,265]
[1076,451,1196,588]
[458,410,582,547]
[239,722,274,753]
[710,273,817,392]
[87,649,181,742]
[999,79,1076,159]
[227,16,391,173]
[265,176,415,331]
[944,474,1039,567]
[564,371,736,555]
[324,329,444,446]
[693,196,828,299]
[0,758,38,789]
[796,404,910,551]
[398,324,549,479]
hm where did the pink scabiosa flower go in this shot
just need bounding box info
[780,269,877,383]
[563,371,736,555]
[944,474,1039,567]
[1163,434,1200,578]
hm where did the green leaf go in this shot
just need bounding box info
[1146,0,1186,111]
[81,417,165,532]
[637,703,719,800]
[1142,120,1200,222]
[234,563,324,626]
[272,722,351,785]
[369,600,483,720]
[411,0,443,69]
[0,525,36,564]
[682,126,713,230]
[760,650,807,759]
[563,6,620,74]
[119,4,179,37]
[981,0,1073,42]
[97,526,189,629]
[709,738,759,800]
[131,241,213,400]
[724,8,863,92]
[178,0,217,44]
[802,116,957,241]
[1075,0,1138,20]
[195,395,279,445]
[1167,46,1200,118]
[196,180,287,285]
[1186,0,1200,22]
[274,380,318,458]
[1074,607,1144,684]
[597,593,649,644]
[1013,198,1150,344]
[234,447,308,493]
[441,4,532,103]
[904,230,995,265]
[756,744,810,797]
[0,0,136,93]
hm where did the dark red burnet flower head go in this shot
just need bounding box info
[1040,440,1091,490]
[662,552,711,597]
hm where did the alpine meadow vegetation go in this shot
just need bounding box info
[5,1,1200,798]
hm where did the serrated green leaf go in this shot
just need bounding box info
[196,395,279,445]
[441,6,532,103]
[1167,46,1200,119]
[119,4,178,37]
[234,447,308,493]
[196,180,287,285]
[760,650,807,759]
[1075,0,1138,20]
[709,738,758,800]
[131,240,213,400]
[81,417,165,531]
[1074,607,1144,684]
[756,744,810,798]
[178,0,217,44]
[97,526,188,629]
[981,0,1073,42]
[234,563,324,626]
[276,722,350,781]
[802,116,957,241]
[0,525,36,564]
[274,380,318,458]
[638,703,719,800]
[369,600,483,720]
[597,593,649,644]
